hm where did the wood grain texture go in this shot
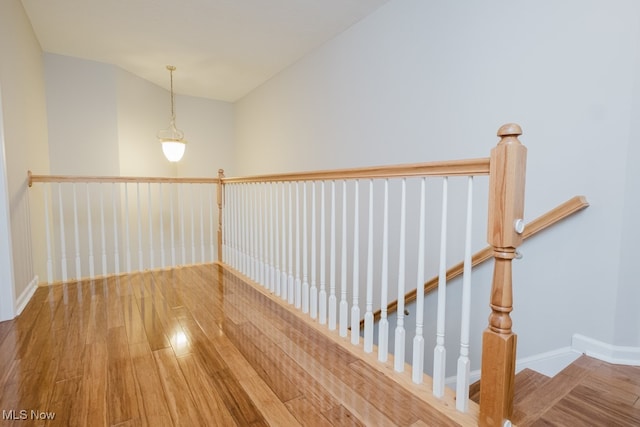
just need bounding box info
[28,170,219,186]
[4,264,636,427]
[222,157,491,183]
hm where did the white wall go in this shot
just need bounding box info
[176,95,235,178]
[0,0,50,314]
[235,0,640,363]
[116,69,176,177]
[0,87,17,321]
[45,54,120,176]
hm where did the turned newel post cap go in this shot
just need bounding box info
[217,169,225,176]
[497,123,522,139]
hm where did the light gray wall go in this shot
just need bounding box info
[235,0,640,360]
[0,87,17,321]
[45,54,121,176]
[0,0,50,314]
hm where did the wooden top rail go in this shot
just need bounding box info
[372,195,589,323]
[221,158,490,184]
[27,170,219,187]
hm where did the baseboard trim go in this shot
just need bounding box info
[444,335,640,389]
[515,346,582,377]
[14,275,38,316]
[572,333,640,366]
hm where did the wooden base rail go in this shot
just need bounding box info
[373,195,589,323]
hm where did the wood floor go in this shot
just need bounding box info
[0,264,465,427]
[3,264,640,426]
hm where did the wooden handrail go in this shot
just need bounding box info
[27,170,219,187]
[220,157,490,184]
[370,195,589,324]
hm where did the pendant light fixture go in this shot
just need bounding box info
[158,65,187,162]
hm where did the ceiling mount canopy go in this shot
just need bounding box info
[157,65,187,162]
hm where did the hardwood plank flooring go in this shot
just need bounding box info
[9,264,640,426]
[0,264,466,426]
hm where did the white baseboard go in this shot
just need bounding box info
[444,335,640,390]
[445,346,582,388]
[14,275,38,316]
[572,333,640,366]
[515,346,582,377]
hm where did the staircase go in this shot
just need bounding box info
[471,355,640,426]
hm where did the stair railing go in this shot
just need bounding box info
[373,195,589,323]
[216,123,528,426]
[28,173,220,284]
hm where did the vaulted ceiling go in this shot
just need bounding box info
[21,0,389,102]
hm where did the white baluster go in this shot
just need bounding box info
[262,182,272,290]
[256,183,262,284]
[190,185,196,265]
[179,184,186,266]
[137,183,144,271]
[412,178,427,383]
[58,184,68,282]
[200,184,205,263]
[228,184,234,268]
[43,184,53,284]
[294,181,309,298]
[124,183,131,273]
[159,183,165,268]
[148,183,154,270]
[240,184,246,274]
[456,176,474,412]
[310,181,317,318]
[274,183,281,296]
[281,183,287,300]
[270,183,276,292]
[233,184,237,267]
[364,179,374,352]
[319,181,327,325]
[378,179,390,362]
[433,177,449,397]
[339,180,348,338]
[235,184,240,270]
[248,183,254,278]
[227,184,234,268]
[287,182,294,304]
[170,184,176,268]
[112,183,120,275]
[100,184,107,276]
[72,183,81,280]
[302,182,309,312]
[214,184,219,264]
[262,182,271,289]
[328,180,337,331]
[254,183,259,279]
[86,183,95,278]
[394,178,407,373]
[351,180,360,346]
[251,183,257,280]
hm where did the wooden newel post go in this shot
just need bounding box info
[217,169,225,263]
[479,123,526,427]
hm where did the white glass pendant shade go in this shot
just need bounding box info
[158,65,187,162]
[160,140,186,162]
